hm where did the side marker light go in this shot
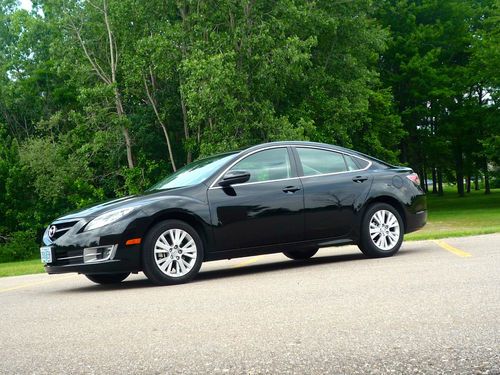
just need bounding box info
[125,238,142,246]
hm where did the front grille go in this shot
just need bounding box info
[48,220,80,240]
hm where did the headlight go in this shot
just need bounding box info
[85,207,135,231]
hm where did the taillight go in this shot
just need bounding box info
[406,173,420,186]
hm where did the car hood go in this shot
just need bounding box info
[56,187,194,221]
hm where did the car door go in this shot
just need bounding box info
[293,147,373,240]
[207,147,304,251]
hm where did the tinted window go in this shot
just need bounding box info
[297,148,347,176]
[353,156,369,169]
[229,148,292,183]
[344,155,360,171]
[149,153,236,190]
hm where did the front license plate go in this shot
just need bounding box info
[40,246,53,264]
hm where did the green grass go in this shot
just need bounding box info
[0,187,498,277]
[0,258,45,277]
[407,187,500,241]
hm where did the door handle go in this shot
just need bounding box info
[283,186,301,193]
[352,176,368,183]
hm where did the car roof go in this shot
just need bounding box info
[242,141,358,155]
[239,141,394,167]
[202,141,391,170]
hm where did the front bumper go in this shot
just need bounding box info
[44,244,142,275]
[42,215,146,275]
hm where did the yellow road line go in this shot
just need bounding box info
[0,274,77,293]
[231,256,261,269]
[432,240,472,258]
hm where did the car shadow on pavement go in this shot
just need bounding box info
[195,252,367,283]
[56,248,417,293]
[195,247,416,283]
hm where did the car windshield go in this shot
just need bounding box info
[149,153,237,190]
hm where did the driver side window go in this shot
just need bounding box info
[229,148,292,183]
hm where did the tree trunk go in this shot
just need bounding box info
[456,167,465,197]
[474,174,479,190]
[432,167,437,194]
[71,1,134,169]
[159,124,176,172]
[466,175,471,193]
[114,89,134,169]
[106,0,133,169]
[456,151,465,197]
[400,142,408,164]
[121,126,134,169]
[457,175,464,196]
[484,160,491,195]
[437,169,443,196]
[179,85,191,164]
[143,73,177,171]
[424,168,428,192]
[419,167,426,192]
[178,3,192,165]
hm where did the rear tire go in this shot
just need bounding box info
[358,203,404,258]
[142,220,204,285]
[283,247,319,260]
[85,273,130,284]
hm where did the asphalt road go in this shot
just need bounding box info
[1,234,499,374]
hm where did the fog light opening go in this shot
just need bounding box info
[83,245,117,263]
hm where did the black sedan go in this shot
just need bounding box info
[40,141,427,285]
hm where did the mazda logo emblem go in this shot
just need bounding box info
[48,225,57,238]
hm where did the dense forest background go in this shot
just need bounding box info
[0,0,499,261]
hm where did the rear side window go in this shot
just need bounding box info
[344,155,360,171]
[353,156,369,169]
[296,148,347,176]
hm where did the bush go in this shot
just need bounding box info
[0,230,39,263]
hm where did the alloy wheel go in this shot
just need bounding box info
[154,229,197,277]
[369,209,400,251]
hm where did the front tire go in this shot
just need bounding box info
[142,220,204,285]
[283,247,319,260]
[85,273,130,284]
[358,203,404,258]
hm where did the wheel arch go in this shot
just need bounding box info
[362,195,407,232]
[142,210,210,257]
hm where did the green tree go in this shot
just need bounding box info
[377,0,499,195]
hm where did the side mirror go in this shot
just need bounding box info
[218,170,251,187]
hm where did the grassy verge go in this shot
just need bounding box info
[407,187,500,241]
[0,259,45,277]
